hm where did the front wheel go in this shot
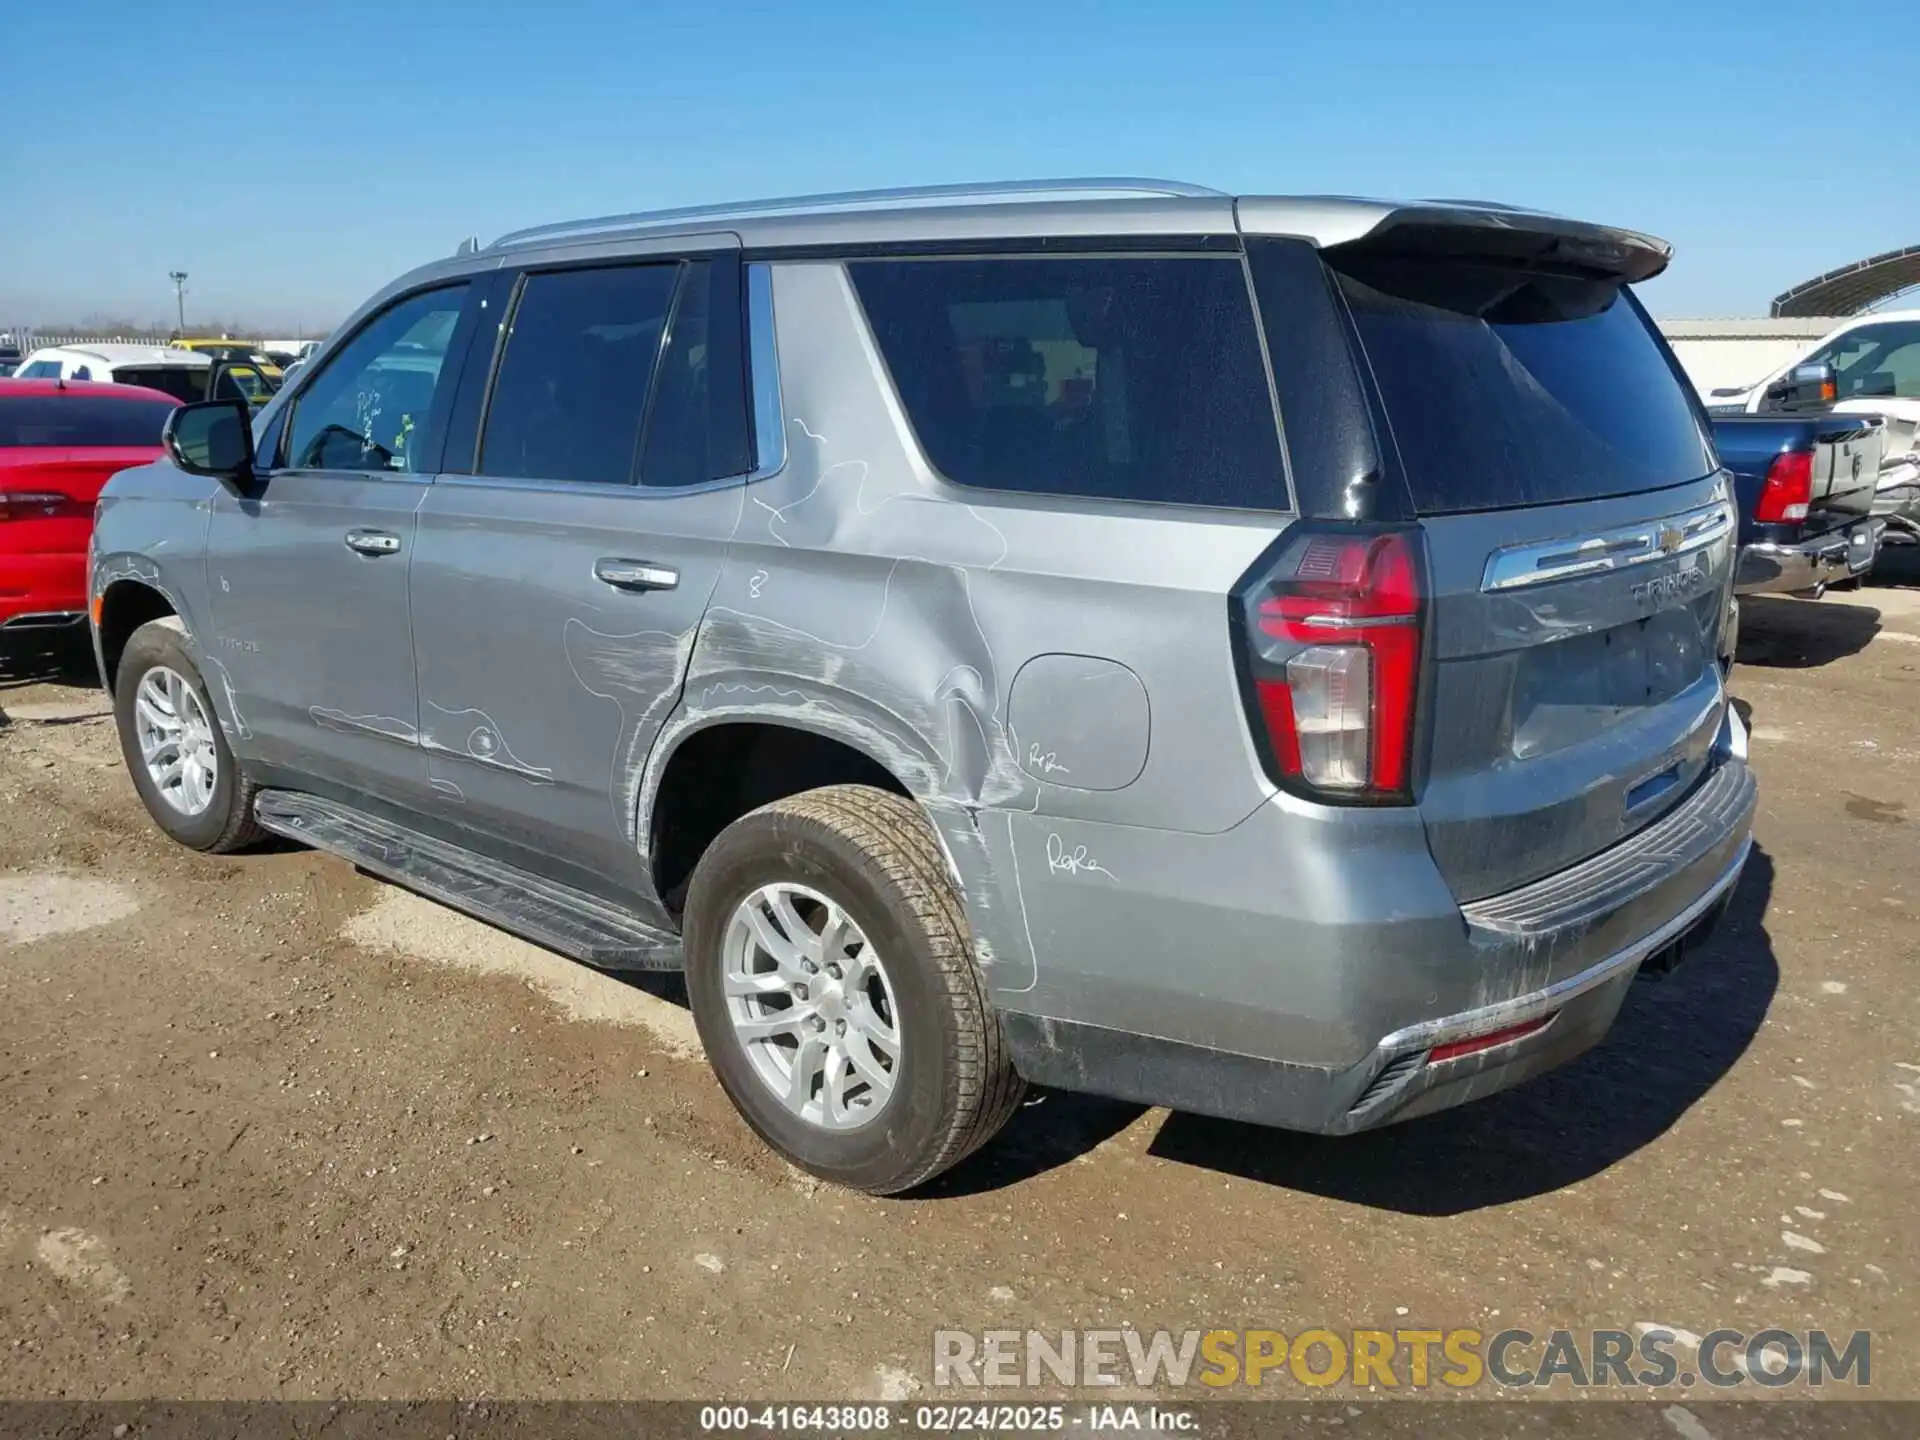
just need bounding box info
[682,785,1024,1194]
[113,618,263,853]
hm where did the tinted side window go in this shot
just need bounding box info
[0,396,177,447]
[286,285,469,473]
[1803,321,1920,401]
[113,367,208,404]
[849,256,1285,509]
[19,360,62,378]
[1328,253,1714,514]
[480,264,679,484]
[214,365,272,403]
[636,258,753,487]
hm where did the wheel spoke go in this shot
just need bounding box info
[184,692,212,743]
[769,888,818,958]
[742,900,807,974]
[134,694,175,736]
[785,1033,828,1109]
[850,995,898,1053]
[821,1044,854,1125]
[844,1031,892,1093]
[734,1005,816,1042]
[817,902,854,962]
[724,968,790,998]
[156,756,183,788]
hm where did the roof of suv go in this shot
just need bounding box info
[19,344,211,369]
[475,177,1671,281]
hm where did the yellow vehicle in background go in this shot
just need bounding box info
[170,338,284,380]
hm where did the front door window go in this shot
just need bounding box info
[283,286,469,473]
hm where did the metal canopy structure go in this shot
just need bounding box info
[1771,242,1920,317]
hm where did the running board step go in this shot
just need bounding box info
[252,790,683,970]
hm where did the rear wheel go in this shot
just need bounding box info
[113,618,262,852]
[682,785,1024,1194]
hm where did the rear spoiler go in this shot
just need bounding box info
[1238,197,1672,283]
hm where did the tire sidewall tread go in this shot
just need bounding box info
[683,784,1022,1194]
[113,619,263,854]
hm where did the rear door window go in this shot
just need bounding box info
[479,263,680,485]
[0,395,178,446]
[113,367,208,404]
[1328,253,1714,514]
[849,255,1286,509]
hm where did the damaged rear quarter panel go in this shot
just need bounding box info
[650,261,1284,999]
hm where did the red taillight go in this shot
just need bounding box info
[0,491,71,523]
[1243,530,1423,801]
[1754,451,1812,524]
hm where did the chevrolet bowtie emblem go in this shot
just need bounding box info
[1657,525,1684,555]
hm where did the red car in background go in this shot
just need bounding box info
[1,379,178,654]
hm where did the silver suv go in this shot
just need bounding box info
[92,179,1755,1194]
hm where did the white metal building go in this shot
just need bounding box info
[1656,316,1841,396]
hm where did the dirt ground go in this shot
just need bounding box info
[0,567,1915,1405]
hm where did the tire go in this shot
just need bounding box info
[113,617,263,853]
[683,784,1024,1194]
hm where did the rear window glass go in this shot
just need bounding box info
[1331,254,1713,514]
[113,367,206,404]
[0,396,177,447]
[849,256,1285,509]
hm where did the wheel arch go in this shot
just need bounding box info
[642,711,923,916]
[94,577,181,695]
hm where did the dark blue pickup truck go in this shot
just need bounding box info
[1711,412,1886,598]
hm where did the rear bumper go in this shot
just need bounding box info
[1735,517,1884,595]
[0,552,89,626]
[0,609,87,631]
[1004,839,1744,1134]
[1000,716,1757,1135]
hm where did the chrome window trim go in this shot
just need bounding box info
[747,263,787,481]
[1480,493,1734,594]
[433,469,749,499]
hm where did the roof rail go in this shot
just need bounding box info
[488,177,1225,250]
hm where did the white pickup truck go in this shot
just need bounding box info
[1705,310,1920,539]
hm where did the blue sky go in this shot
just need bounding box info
[3,0,1912,331]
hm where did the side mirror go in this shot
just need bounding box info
[1760,360,1838,412]
[164,399,255,492]
[1787,361,1837,406]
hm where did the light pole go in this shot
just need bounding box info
[168,271,188,336]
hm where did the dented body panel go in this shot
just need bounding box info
[408,472,741,893]
[204,471,430,804]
